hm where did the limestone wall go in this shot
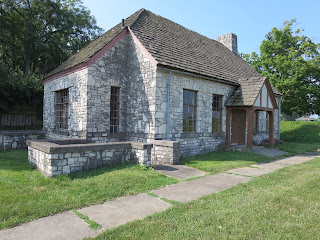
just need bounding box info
[0,130,44,150]
[126,36,157,142]
[27,139,178,176]
[155,70,234,156]
[151,140,180,165]
[85,34,157,143]
[43,68,88,139]
[86,36,129,142]
[253,132,269,145]
[27,140,155,176]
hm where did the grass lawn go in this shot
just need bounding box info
[180,150,273,174]
[91,157,320,239]
[277,121,320,154]
[0,150,177,230]
[280,121,320,143]
[277,142,320,154]
[1,121,319,231]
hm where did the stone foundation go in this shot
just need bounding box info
[0,130,45,150]
[27,139,180,177]
[179,133,225,157]
[253,132,269,145]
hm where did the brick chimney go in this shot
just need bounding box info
[216,33,238,54]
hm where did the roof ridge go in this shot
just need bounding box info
[136,9,221,45]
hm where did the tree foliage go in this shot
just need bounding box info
[0,0,102,111]
[241,19,320,116]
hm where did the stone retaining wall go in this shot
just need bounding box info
[27,139,180,177]
[0,130,45,150]
[151,140,180,165]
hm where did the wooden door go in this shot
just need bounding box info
[231,110,246,144]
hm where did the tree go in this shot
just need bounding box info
[241,19,320,116]
[0,0,102,111]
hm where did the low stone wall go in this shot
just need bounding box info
[27,139,179,177]
[151,140,180,165]
[0,130,45,150]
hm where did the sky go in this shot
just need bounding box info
[81,0,320,55]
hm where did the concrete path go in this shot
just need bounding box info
[299,151,320,157]
[1,153,318,240]
[154,164,207,180]
[78,193,171,231]
[152,173,251,202]
[272,156,313,165]
[0,211,97,240]
[251,162,287,171]
[226,166,274,177]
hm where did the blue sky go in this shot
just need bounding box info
[82,0,320,55]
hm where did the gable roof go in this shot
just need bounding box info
[47,8,282,97]
[48,8,145,77]
[225,77,278,108]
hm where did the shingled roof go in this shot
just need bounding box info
[226,77,267,106]
[47,8,282,97]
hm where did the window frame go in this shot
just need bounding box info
[110,86,120,133]
[212,94,223,133]
[183,89,197,133]
[55,88,69,130]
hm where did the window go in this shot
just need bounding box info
[212,95,223,132]
[55,89,69,130]
[266,112,269,131]
[110,87,120,133]
[183,89,197,132]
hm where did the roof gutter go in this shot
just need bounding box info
[157,66,239,86]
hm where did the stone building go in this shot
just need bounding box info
[43,8,282,157]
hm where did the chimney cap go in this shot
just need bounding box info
[121,19,125,28]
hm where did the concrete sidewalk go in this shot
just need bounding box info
[0,154,318,240]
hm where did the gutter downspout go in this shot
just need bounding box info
[166,72,172,140]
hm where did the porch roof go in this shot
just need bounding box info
[226,77,268,107]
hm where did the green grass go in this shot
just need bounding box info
[277,121,320,154]
[277,142,320,154]
[72,210,102,230]
[91,157,320,239]
[180,150,272,174]
[0,150,177,230]
[280,121,320,143]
